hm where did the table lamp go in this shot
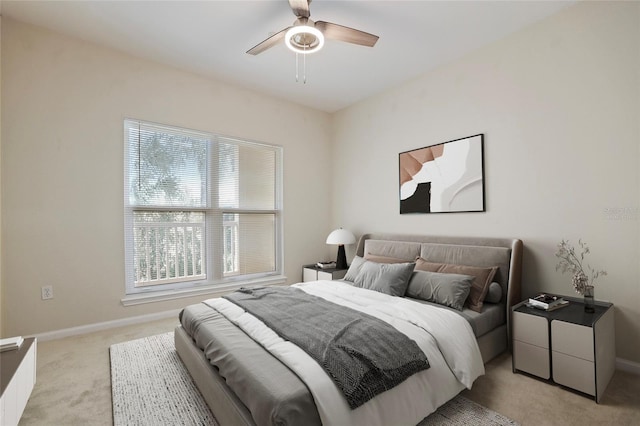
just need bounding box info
[326,228,356,269]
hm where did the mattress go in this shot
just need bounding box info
[406,297,506,338]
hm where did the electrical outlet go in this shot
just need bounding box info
[41,285,54,300]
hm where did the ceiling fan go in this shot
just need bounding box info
[247,0,379,55]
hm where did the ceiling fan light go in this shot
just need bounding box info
[285,25,324,54]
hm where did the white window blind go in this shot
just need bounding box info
[124,119,282,295]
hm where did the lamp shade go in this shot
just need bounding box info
[326,229,356,245]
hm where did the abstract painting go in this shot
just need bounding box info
[399,134,485,214]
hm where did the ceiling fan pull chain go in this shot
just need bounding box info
[303,50,307,84]
[295,52,299,82]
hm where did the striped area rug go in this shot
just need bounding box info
[110,332,518,426]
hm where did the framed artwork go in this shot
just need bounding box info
[399,134,485,214]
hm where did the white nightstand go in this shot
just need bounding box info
[302,264,347,282]
[512,297,615,403]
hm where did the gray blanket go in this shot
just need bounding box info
[224,286,430,409]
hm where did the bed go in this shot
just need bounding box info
[175,233,523,425]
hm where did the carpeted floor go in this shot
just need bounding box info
[110,332,518,426]
[18,316,640,425]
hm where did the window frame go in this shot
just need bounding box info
[123,119,284,302]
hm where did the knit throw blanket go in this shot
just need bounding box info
[224,286,430,409]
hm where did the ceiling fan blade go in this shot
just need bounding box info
[315,21,379,47]
[289,0,310,18]
[247,27,290,55]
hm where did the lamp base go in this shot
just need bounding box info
[336,245,348,270]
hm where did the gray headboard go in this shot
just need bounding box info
[355,233,523,340]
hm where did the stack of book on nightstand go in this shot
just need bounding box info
[528,294,569,311]
[316,261,336,269]
[0,336,24,352]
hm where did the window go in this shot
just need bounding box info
[124,119,282,296]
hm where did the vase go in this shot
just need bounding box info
[584,285,595,313]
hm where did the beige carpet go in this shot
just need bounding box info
[19,316,640,425]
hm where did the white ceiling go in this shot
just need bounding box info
[1,0,575,112]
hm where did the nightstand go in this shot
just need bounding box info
[512,296,615,403]
[302,264,347,282]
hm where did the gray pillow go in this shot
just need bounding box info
[406,270,474,311]
[353,261,415,297]
[484,282,502,304]
[343,256,366,282]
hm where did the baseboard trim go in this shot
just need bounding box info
[616,357,640,375]
[28,309,181,342]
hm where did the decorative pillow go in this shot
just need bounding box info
[353,261,416,297]
[414,257,498,312]
[414,257,444,272]
[485,282,503,304]
[343,256,366,282]
[364,253,409,264]
[406,270,474,311]
[438,264,498,312]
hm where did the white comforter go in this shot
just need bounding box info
[204,281,484,426]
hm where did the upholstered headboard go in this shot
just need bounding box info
[355,233,523,341]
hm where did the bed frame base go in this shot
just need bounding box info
[175,326,256,426]
[477,325,508,363]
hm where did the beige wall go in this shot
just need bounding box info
[332,1,640,363]
[1,18,333,336]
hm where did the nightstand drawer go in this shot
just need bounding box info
[552,351,595,395]
[513,311,549,348]
[513,340,550,379]
[551,320,594,361]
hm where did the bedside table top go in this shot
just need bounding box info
[514,295,612,327]
[303,264,348,273]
